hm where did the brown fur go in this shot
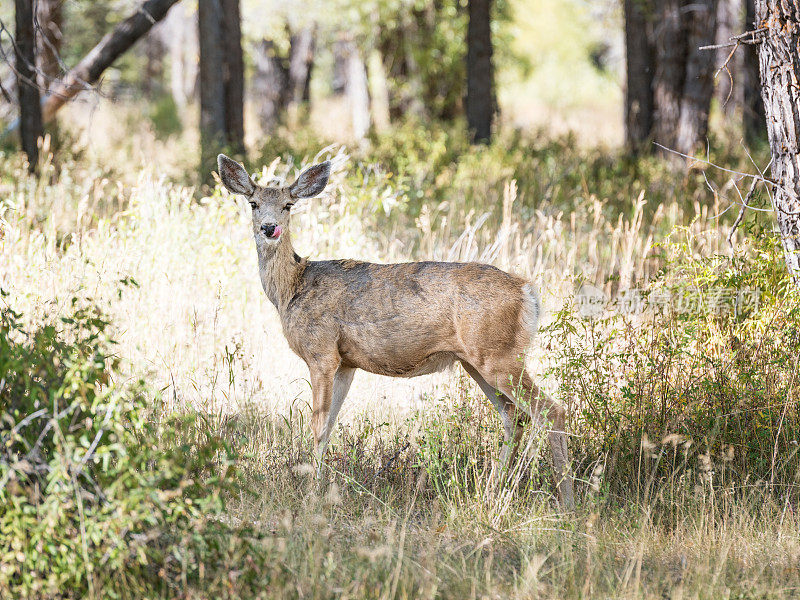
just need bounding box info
[217,155,575,508]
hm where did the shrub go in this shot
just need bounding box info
[543,230,800,505]
[0,293,272,599]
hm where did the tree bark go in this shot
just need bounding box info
[252,39,289,133]
[623,0,655,152]
[675,0,718,154]
[198,0,226,174]
[714,0,739,111]
[755,0,800,283]
[163,3,198,110]
[221,0,244,155]
[143,27,166,99]
[652,0,719,154]
[345,41,370,139]
[15,0,42,172]
[743,0,766,142]
[466,0,494,144]
[652,0,688,148]
[35,0,63,92]
[199,0,245,174]
[367,49,391,133]
[40,0,181,124]
[332,38,348,96]
[287,26,315,106]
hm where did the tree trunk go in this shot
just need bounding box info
[714,0,740,112]
[652,0,719,154]
[35,0,63,92]
[755,0,800,283]
[199,0,245,174]
[332,38,348,96]
[652,0,687,149]
[163,3,198,110]
[367,49,391,133]
[41,0,181,123]
[743,0,766,142]
[345,42,370,139]
[675,0,718,154]
[466,0,494,143]
[198,0,226,174]
[15,0,42,172]
[221,0,244,155]
[252,39,289,134]
[143,28,166,99]
[287,26,315,106]
[623,0,655,152]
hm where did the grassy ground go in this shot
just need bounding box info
[2,113,798,598]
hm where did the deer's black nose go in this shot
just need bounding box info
[261,223,277,238]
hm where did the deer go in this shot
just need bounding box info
[216,154,575,509]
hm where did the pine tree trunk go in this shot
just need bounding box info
[287,27,315,106]
[252,39,289,133]
[15,0,42,172]
[652,0,687,149]
[623,0,655,152]
[652,0,719,154]
[744,0,766,142]
[675,0,718,154]
[199,0,226,174]
[755,0,800,283]
[221,0,244,155]
[466,0,494,144]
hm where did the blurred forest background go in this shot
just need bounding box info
[0,0,767,175]
[4,1,800,599]
[0,0,632,172]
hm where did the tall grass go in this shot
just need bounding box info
[1,120,798,598]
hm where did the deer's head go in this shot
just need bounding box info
[217,154,330,247]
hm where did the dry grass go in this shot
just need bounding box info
[2,120,798,597]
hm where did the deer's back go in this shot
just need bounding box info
[282,259,535,376]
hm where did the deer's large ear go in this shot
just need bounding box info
[289,161,331,199]
[217,154,255,196]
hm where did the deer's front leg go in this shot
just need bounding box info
[310,365,337,477]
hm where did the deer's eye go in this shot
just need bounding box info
[282,203,293,212]
[249,202,257,210]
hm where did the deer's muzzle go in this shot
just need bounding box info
[261,224,282,239]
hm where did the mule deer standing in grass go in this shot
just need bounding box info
[217,154,575,508]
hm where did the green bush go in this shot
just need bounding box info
[544,231,800,504]
[0,293,274,599]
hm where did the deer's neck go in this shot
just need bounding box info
[257,230,305,314]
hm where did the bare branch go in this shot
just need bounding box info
[728,177,760,247]
[700,27,769,50]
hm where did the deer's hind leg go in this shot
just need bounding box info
[479,359,575,509]
[460,361,530,488]
[310,363,356,477]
